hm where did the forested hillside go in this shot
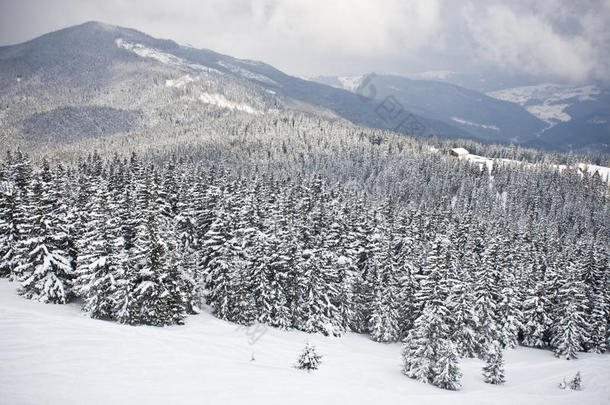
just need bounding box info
[1,139,608,388]
[1,20,609,396]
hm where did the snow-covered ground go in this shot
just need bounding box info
[217,61,278,86]
[199,92,262,115]
[409,70,456,81]
[115,38,221,75]
[116,38,277,87]
[165,74,198,88]
[486,84,601,126]
[451,117,500,131]
[337,76,365,92]
[524,103,571,123]
[487,84,600,105]
[1,279,608,405]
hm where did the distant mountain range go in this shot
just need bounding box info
[0,22,607,153]
[313,74,547,144]
[487,84,610,152]
[313,75,610,153]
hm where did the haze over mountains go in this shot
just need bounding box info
[0,21,608,154]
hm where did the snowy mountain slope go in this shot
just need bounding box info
[314,74,547,144]
[5,22,603,153]
[1,280,609,405]
[487,84,601,106]
[487,84,610,152]
[316,72,609,152]
[487,84,600,125]
[409,70,457,81]
[0,21,466,151]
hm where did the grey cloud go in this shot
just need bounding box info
[0,0,608,83]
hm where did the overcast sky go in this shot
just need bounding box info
[1,0,609,83]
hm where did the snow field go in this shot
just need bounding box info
[1,280,609,405]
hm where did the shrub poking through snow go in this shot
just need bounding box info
[296,342,322,371]
[559,371,582,390]
[569,371,582,390]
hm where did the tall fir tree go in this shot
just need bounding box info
[551,257,589,360]
[14,160,75,303]
[402,301,462,390]
[74,178,124,319]
[0,151,32,277]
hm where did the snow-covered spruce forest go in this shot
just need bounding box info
[0,135,609,389]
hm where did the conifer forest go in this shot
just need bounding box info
[1,132,608,389]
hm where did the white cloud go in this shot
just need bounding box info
[248,0,441,57]
[462,1,609,82]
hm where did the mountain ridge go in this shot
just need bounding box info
[0,21,607,153]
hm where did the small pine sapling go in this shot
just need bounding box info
[558,371,582,390]
[296,342,322,371]
[569,371,582,390]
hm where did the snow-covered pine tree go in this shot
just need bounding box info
[247,232,276,325]
[402,301,462,390]
[350,214,381,334]
[589,246,610,353]
[569,371,582,390]
[585,240,609,353]
[323,196,356,333]
[0,166,17,277]
[277,188,306,329]
[334,253,355,332]
[110,176,142,325]
[297,248,343,336]
[473,232,503,355]
[236,185,277,326]
[551,256,589,360]
[442,219,478,357]
[368,200,402,342]
[403,236,462,389]
[432,339,462,390]
[369,249,401,342]
[174,171,199,253]
[201,194,240,321]
[14,160,75,303]
[265,235,293,329]
[393,208,419,336]
[482,343,506,384]
[124,169,187,326]
[295,342,322,371]
[446,274,478,358]
[228,257,258,325]
[74,178,123,319]
[498,279,523,349]
[173,178,204,315]
[0,151,32,278]
[52,162,78,285]
[521,277,553,348]
[416,235,453,310]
